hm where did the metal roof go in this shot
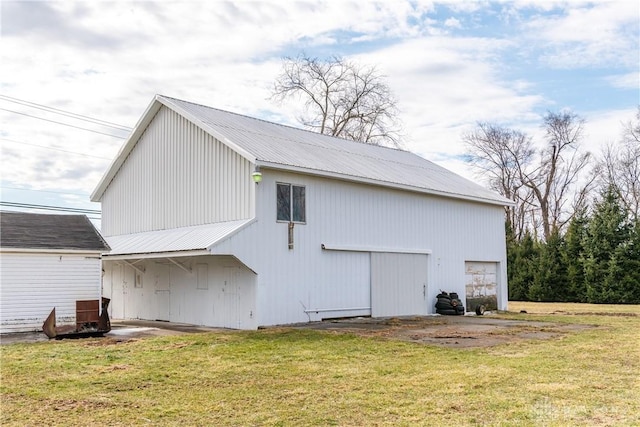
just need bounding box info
[92,95,512,206]
[103,219,253,257]
[0,211,110,251]
[160,96,512,205]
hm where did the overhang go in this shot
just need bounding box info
[102,219,254,259]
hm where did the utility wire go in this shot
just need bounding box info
[0,94,132,131]
[1,138,113,160]
[0,201,101,215]
[0,107,127,139]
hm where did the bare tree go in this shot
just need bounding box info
[599,107,640,221]
[463,123,536,240]
[271,54,402,147]
[521,112,594,240]
[623,106,640,144]
[464,112,594,241]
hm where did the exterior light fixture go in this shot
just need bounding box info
[252,166,262,184]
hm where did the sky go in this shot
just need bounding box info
[1,0,638,229]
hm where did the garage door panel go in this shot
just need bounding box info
[465,261,498,311]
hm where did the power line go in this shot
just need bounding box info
[0,94,132,131]
[0,107,127,139]
[1,138,113,160]
[0,201,101,215]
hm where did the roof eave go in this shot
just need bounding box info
[102,249,211,260]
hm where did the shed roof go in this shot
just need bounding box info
[0,211,110,251]
[92,95,512,206]
[103,219,253,258]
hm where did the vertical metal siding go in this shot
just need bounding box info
[102,256,257,329]
[101,106,254,236]
[214,170,507,326]
[100,159,507,328]
[0,253,102,333]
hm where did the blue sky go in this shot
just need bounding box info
[1,0,638,228]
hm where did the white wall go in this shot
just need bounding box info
[100,106,254,236]
[103,255,257,329]
[213,169,508,326]
[0,252,102,333]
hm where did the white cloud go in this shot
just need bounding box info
[522,1,639,68]
[352,35,544,162]
[0,0,636,213]
[444,17,462,28]
[605,72,640,90]
[582,107,638,152]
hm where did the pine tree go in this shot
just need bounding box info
[605,219,640,303]
[563,209,589,302]
[508,231,538,300]
[528,231,567,301]
[625,221,640,302]
[583,187,632,303]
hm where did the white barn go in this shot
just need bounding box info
[0,212,110,333]
[91,95,512,330]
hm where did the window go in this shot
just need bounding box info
[277,183,306,222]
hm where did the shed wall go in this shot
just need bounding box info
[213,170,508,326]
[100,106,254,236]
[0,253,102,333]
[103,255,257,329]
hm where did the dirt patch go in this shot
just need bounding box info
[289,315,595,348]
[0,321,225,345]
[2,316,594,349]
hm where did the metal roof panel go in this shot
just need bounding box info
[104,219,253,256]
[160,96,512,205]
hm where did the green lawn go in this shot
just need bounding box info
[1,303,639,426]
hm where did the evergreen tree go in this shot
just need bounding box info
[583,187,632,303]
[528,231,567,301]
[625,221,640,302]
[605,219,640,303]
[508,231,538,300]
[563,209,589,302]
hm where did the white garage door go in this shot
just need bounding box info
[465,261,498,311]
[371,253,428,317]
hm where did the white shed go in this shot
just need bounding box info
[91,95,512,329]
[0,212,110,333]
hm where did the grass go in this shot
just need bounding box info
[1,303,639,426]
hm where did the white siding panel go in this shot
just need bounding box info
[101,106,254,236]
[103,256,257,329]
[0,253,102,333]
[213,169,507,326]
[101,165,507,328]
[302,250,371,321]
